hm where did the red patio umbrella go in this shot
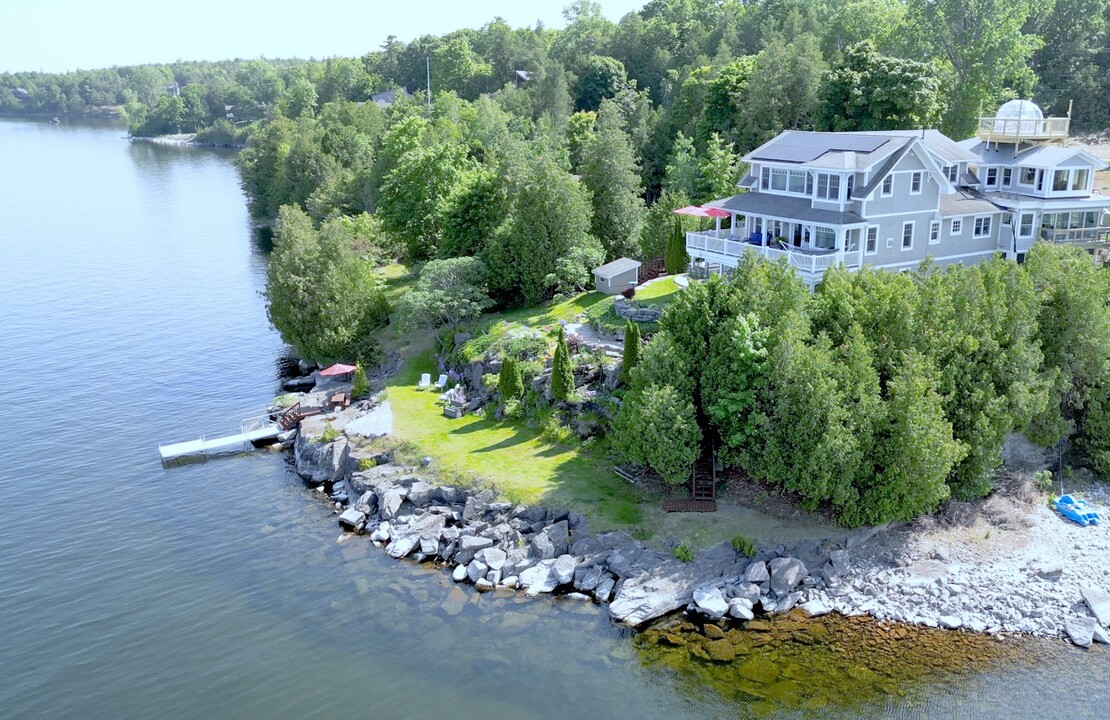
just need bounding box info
[319,363,358,377]
[671,205,730,218]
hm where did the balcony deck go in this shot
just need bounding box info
[1041,226,1110,248]
[976,115,1070,144]
[685,230,844,277]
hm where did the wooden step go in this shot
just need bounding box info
[662,499,717,513]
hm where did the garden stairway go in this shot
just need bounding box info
[662,456,717,513]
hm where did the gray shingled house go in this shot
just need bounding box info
[687,100,1110,287]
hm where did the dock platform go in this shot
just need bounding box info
[159,419,281,463]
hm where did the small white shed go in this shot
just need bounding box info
[592,257,641,295]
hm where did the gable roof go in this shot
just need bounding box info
[593,257,640,279]
[853,139,913,198]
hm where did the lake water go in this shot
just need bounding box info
[0,118,1106,719]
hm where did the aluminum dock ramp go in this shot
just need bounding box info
[159,416,282,463]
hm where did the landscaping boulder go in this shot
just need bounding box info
[553,554,577,585]
[337,508,367,532]
[692,586,729,619]
[728,598,755,621]
[744,561,770,586]
[520,559,559,596]
[453,535,494,565]
[768,557,808,596]
[1066,616,1096,648]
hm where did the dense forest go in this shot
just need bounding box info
[6,1,1108,525]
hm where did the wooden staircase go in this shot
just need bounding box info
[662,454,718,513]
[276,401,320,430]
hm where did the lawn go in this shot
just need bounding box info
[384,343,645,530]
[634,275,683,307]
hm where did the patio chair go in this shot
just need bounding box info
[417,373,431,391]
[433,374,448,391]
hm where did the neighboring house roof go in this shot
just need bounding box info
[593,257,641,279]
[372,87,411,106]
[515,70,533,83]
[708,193,865,226]
[853,139,913,198]
[938,189,1001,217]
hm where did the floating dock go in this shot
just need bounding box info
[159,416,281,463]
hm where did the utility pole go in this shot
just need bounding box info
[426,56,432,110]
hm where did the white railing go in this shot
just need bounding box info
[976,115,1070,142]
[1041,227,1110,245]
[686,231,840,275]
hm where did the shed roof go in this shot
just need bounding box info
[593,257,641,279]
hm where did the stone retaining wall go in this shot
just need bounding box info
[614,298,662,323]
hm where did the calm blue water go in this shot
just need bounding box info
[0,118,1105,719]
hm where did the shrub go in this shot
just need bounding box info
[351,363,369,399]
[540,415,576,445]
[551,326,575,401]
[620,320,642,383]
[731,533,756,558]
[499,355,524,401]
[319,423,340,443]
[612,382,701,485]
[357,457,377,471]
[621,286,636,299]
[1032,469,1053,491]
[673,544,695,562]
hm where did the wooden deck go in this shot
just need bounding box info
[662,498,718,513]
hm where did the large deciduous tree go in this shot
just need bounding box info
[816,40,943,132]
[394,256,493,332]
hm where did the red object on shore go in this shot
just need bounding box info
[672,205,730,218]
[319,363,358,376]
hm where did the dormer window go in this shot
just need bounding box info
[816,173,840,200]
[881,175,893,197]
[910,172,923,194]
[944,165,959,183]
[985,168,998,187]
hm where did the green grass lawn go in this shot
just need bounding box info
[635,275,683,307]
[385,344,645,530]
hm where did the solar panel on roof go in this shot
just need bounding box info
[751,133,888,163]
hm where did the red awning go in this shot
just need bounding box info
[319,363,358,376]
[672,205,730,218]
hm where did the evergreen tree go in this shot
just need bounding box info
[579,99,644,259]
[499,354,524,401]
[664,216,688,274]
[551,326,575,401]
[351,362,370,399]
[620,320,642,383]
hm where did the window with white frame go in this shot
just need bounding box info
[814,226,836,250]
[1019,167,1036,185]
[1018,212,1034,237]
[985,168,998,187]
[929,221,940,244]
[944,165,959,183]
[973,216,992,238]
[766,167,812,195]
[902,221,914,249]
[761,166,769,190]
[1002,168,1012,186]
[816,173,841,200]
[1072,168,1090,191]
[865,226,877,254]
[846,175,854,199]
[910,171,923,194]
[881,175,893,197]
[1053,169,1069,192]
[950,218,963,235]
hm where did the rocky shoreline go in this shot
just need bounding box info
[279,391,1110,649]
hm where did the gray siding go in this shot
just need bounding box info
[863,151,941,216]
[595,267,639,295]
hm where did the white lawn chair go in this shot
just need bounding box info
[417,373,431,391]
[433,374,448,391]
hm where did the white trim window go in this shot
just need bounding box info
[1019,167,1037,186]
[910,171,923,194]
[929,221,940,244]
[816,173,841,201]
[814,226,836,250]
[1002,168,1012,187]
[865,226,878,254]
[985,168,998,187]
[1018,212,1034,238]
[973,216,992,238]
[764,167,813,195]
[901,221,914,250]
[881,175,893,197]
[950,218,963,235]
[944,165,959,183]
